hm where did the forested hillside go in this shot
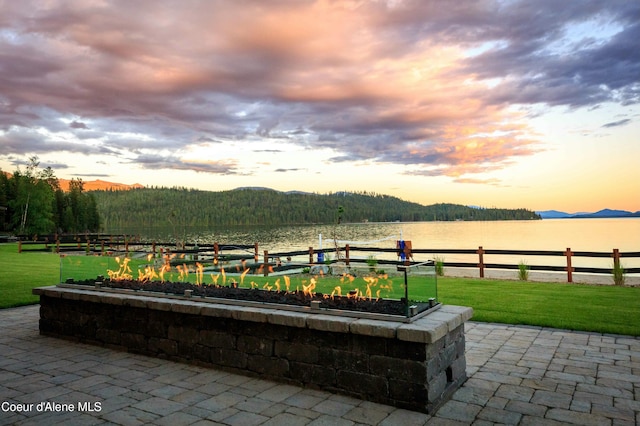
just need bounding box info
[0,159,100,235]
[91,187,540,230]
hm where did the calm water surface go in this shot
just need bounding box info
[116,218,640,271]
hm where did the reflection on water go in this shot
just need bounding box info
[110,218,640,271]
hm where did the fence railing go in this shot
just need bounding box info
[16,235,640,282]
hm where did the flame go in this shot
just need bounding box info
[211,273,220,285]
[274,278,280,292]
[363,276,377,301]
[302,277,316,297]
[263,282,272,291]
[159,263,170,282]
[107,257,133,281]
[138,264,158,283]
[331,286,342,297]
[195,262,204,285]
[176,264,184,281]
[240,268,250,286]
[221,268,226,285]
[284,276,290,292]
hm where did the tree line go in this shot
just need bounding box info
[0,158,100,236]
[91,186,540,231]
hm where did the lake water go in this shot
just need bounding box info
[118,218,640,273]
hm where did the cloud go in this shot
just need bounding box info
[602,118,631,128]
[0,0,637,180]
[453,177,504,186]
[274,168,306,173]
[133,154,239,175]
[69,120,89,129]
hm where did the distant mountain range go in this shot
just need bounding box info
[536,209,640,219]
[58,178,144,192]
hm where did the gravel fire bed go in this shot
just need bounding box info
[66,279,408,316]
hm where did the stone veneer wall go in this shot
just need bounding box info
[33,286,472,413]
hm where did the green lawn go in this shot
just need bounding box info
[2,243,639,336]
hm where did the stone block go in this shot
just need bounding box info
[78,292,101,303]
[307,314,353,333]
[427,371,447,404]
[370,355,426,382]
[274,341,319,363]
[168,325,199,345]
[389,378,428,407]
[336,370,388,398]
[289,361,336,386]
[386,339,426,361]
[349,318,398,338]
[231,306,270,323]
[149,337,178,356]
[439,305,474,322]
[268,311,308,328]
[200,304,233,318]
[212,348,246,369]
[247,354,289,377]
[199,329,235,349]
[98,293,125,306]
[146,299,173,311]
[96,328,121,345]
[121,332,147,352]
[123,297,148,309]
[318,347,368,373]
[171,300,203,315]
[191,343,212,363]
[397,321,445,344]
[238,335,274,356]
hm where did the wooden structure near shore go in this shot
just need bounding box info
[14,233,640,283]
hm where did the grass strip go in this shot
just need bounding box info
[1,243,639,336]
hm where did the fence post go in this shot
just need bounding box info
[345,244,350,266]
[477,246,485,278]
[565,248,573,283]
[309,246,314,265]
[56,239,60,254]
[263,249,269,277]
[214,242,219,265]
[18,240,22,253]
[254,243,259,263]
[612,248,620,269]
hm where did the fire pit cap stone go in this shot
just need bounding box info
[439,305,474,322]
[200,304,234,319]
[307,314,354,333]
[231,306,270,323]
[397,305,473,343]
[171,300,204,315]
[267,311,308,328]
[350,319,397,339]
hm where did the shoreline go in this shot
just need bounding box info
[442,267,640,286]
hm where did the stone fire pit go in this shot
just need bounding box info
[33,285,472,413]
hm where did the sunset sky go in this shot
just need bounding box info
[1,0,639,213]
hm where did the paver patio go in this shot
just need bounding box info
[1,305,638,425]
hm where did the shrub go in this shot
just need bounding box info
[366,255,378,272]
[518,260,529,281]
[434,256,445,277]
[612,261,626,286]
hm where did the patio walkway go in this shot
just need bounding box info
[1,305,638,425]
